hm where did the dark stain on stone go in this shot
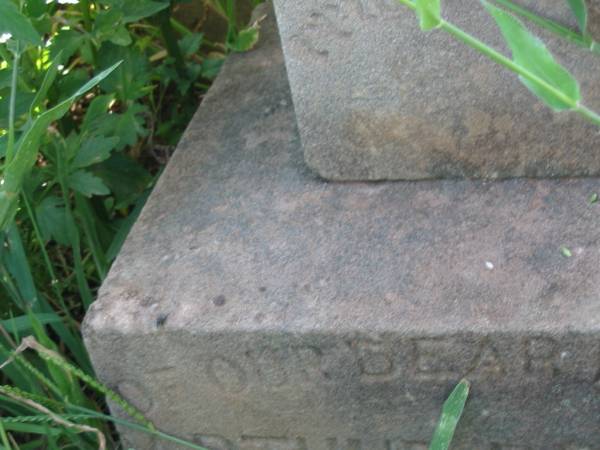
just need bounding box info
[213,295,226,307]
[259,286,267,293]
[155,314,169,328]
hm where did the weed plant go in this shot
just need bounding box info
[0,0,259,447]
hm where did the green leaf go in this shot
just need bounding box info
[109,25,132,46]
[229,26,260,52]
[429,380,470,450]
[81,94,115,132]
[105,189,150,261]
[589,192,599,204]
[560,245,573,258]
[67,170,111,197]
[0,0,41,45]
[34,196,70,245]
[482,0,580,111]
[567,0,587,34]
[179,32,204,57]
[71,136,120,169]
[25,0,47,18]
[201,57,224,80]
[97,44,150,101]
[29,53,62,117]
[49,29,85,64]
[88,102,148,149]
[0,62,120,230]
[416,0,442,31]
[100,0,169,23]
[91,153,152,208]
[0,68,12,89]
[0,91,35,129]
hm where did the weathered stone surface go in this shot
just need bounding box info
[84,5,600,449]
[272,0,600,180]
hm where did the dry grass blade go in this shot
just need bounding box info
[0,386,107,450]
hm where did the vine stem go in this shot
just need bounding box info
[394,0,600,127]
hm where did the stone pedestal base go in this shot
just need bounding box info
[84,5,600,449]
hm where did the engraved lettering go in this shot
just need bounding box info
[386,440,428,450]
[247,345,326,386]
[353,338,396,382]
[185,435,600,450]
[326,438,363,450]
[524,337,558,376]
[414,338,476,379]
[466,341,505,378]
[240,435,307,450]
[491,444,532,450]
[206,357,248,393]
[193,434,235,450]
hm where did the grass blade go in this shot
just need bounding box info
[567,0,587,34]
[429,380,470,450]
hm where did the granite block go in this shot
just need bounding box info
[84,5,600,449]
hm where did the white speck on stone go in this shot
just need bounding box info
[485,261,494,270]
[561,351,569,359]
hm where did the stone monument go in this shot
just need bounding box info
[273,0,600,180]
[84,2,600,449]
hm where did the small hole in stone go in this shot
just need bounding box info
[213,295,226,306]
[155,314,169,328]
[259,286,267,292]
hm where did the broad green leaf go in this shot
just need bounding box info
[229,26,260,52]
[25,0,47,18]
[201,57,224,79]
[416,0,442,31]
[0,62,120,230]
[88,102,149,149]
[81,94,115,132]
[49,29,85,64]
[0,0,41,45]
[483,0,580,111]
[93,9,124,38]
[67,170,111,197]
[35,196,70,245]
[99,0,169,23]
[71,136,120,169]
[97,43,150,101]
[109,25,133,46]
[567,0,587,34]
[91,152,152,208]
[179,32,204,57]
[429,380,470,450]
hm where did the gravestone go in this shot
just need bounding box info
[272,0,600,180]
[83,3,600,450]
